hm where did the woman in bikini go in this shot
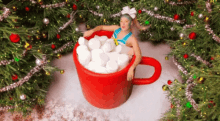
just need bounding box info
[83,6,151,81]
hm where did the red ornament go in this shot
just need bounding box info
[25,7,30,11]
[26,45,32,50]
[138,10,142,14]
[9,97,13,100]
[210,57,214,60]
[183,54,188,59]
[57,34,61,39]
[76,0,79,1]
[189,32,196,39]
[167,80,172,85]
[12,74,18,80]
[190,11,194,16]
[10,34,20,43]
[173,14,180,20]
[51,44,56,49]
[39,1,43,5]
[171,104,174,108]
[66,14,70,18]
[73,4,77,10]
[208,100,216,108]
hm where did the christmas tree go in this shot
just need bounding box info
[160,0,220,120]
[0,0,82,116]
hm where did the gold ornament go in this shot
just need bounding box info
[180,37,183,40]
[24,42,30,48]
[12,6,17,11]
[174,79,178,82]
[103,19,106,23]
[79,15,82,18]
[36,36,40,40]
[37,30,40,34]
[65,0,68,3]
[210,0,214,3]
[205,17,209,21]
[57,53,62,59]
[46,71,50,75]
[198,77,205,84]
[183,42,187,46]
[37,49,42,53]
[38,0,42,2]
[165,0,169,3]
[162,85,169,91]
[42,33,47,38]
[87,25,90,29]
[165,56,169,60]
[60,70,65,74]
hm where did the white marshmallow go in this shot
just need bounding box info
[114,44,132,54]
[76,45,89,55]
[106,39,116,52]
[93,53,109,67]
[105,52,120,62]
[101,42,112,53]
[86,61,97,71]
[78,37,88,46]
[117,54,129,70]
[99,36,108,45]
[88,38,101,50]
[78,50,91,66]
[91,49,104,61]
[94,66,108,74]
[106,60,119,73]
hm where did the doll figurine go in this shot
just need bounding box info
[83,6,151,81]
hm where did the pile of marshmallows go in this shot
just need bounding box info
[76,35,132,74]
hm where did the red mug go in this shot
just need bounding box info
[73,30,162,109]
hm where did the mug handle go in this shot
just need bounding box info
[132,56,162,85]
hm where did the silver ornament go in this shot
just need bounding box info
[20,94,26,100]
[170,27,175,31]
[131,0,134,1]
[96,6,100,9]
[36,58,43,66]
[179,33,184,38]
[198,14,203,19]
[154,7,158,11]
[43,18,50,25]
[75,27,79,32]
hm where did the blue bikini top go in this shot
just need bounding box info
[112,28,132,45]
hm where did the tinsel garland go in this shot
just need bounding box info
[0,50,27,66]
[185,82,200,111]
[0,105,14,112]
[0,7,10,22]
[164,0,197,6]
[190,53,213,67]
[0,55,47,93]
[53,41,73,54]
[142,8,185,24]
[205,0,212,13]
[29,0,66,8]
[0,9,76,66]
[204,0,220,43]
[183,24,196,29]
[205,24,220,43]
[58,11,77,32]
[173,56,188,75]
[89,8,186,24]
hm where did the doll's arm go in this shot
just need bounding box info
[84,25,119,37]
[129,36,142,70]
